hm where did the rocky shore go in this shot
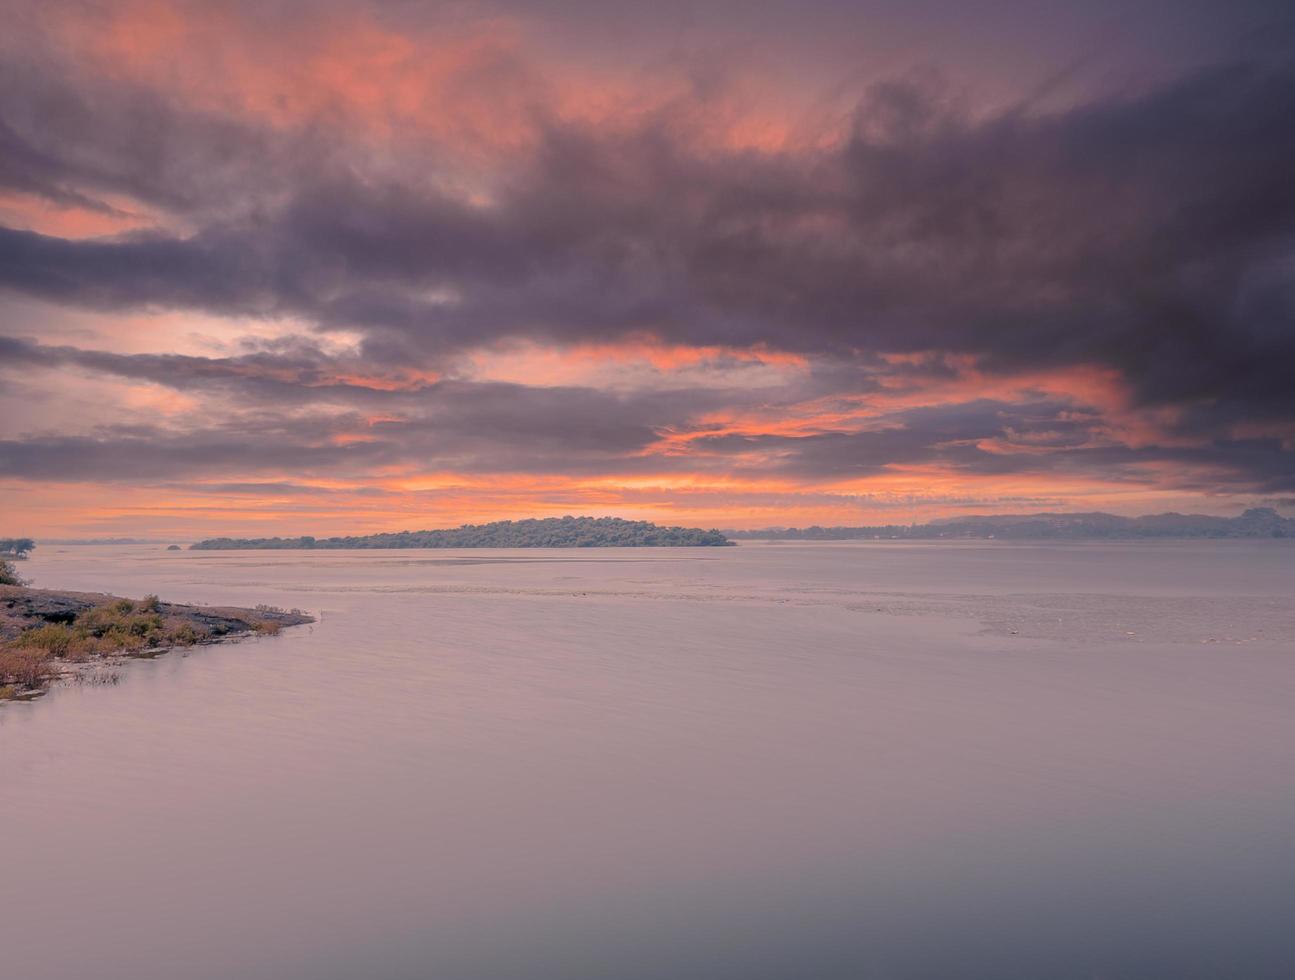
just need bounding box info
[0,585,313,700]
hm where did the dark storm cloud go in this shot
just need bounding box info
[0,36,319,219]
[0,225,292,317]
[0,416,672,483]
[0,430,372,482]
[0,336,744,445]
[3,56,1294,416]
[5,389,1286,493]
[155,481,397,497]
[0,342,739,482]
[1,0,1293,497]
[0,334,411,405]
[693,398,1295,492]
[691,399,1102,477]
[3,314,1291,492]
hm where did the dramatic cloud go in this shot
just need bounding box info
[1,0,1292,534]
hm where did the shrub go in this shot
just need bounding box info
[5,605,159,669]
[255,604,305,616]
[0,560,26,586]
[0,647,55,687]
[15,623,76,657]
[0,591,294,693]
[78,604,160,637]
[169,623,205,647]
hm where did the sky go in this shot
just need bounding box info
[1,0,1294,537]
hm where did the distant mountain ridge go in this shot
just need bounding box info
[726,508,1294,540]
[191,516,734,549]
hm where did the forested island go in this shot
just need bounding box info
[726,508,1295,540]
[192,516,734,549]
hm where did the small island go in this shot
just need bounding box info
[0,537,35,559]
[191,515,735,549]
[1,572,312,700]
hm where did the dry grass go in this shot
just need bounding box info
[0,647,56,688]
[0,589,309,699]
[1,598,214,694]
[170,623,202,646]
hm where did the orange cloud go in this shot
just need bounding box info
[4,462,1257,539]
[0,191,156,239]
[464,337,808,389]
[38,0,829,175]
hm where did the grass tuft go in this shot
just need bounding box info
[0,647,57,688]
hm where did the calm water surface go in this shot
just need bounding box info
[2,541,1293,979]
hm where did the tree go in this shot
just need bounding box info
[0,538,35,558]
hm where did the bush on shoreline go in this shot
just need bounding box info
[0,648,54,694]
[9,600,198,662]
[1,598,218,692]
[0,589,310,698]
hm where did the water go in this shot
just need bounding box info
[2,541,1293,979]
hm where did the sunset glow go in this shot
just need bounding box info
[2,0,1292,536]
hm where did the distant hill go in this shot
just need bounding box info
[726,508,1295,540]
[191,516,734,549]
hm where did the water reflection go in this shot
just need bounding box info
[2,542,1293,979]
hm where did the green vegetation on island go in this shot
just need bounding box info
[727,508,1295,540]
[0,538,35,558]
[191,516,734,549]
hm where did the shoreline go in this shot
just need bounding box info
[1,585,314,700]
